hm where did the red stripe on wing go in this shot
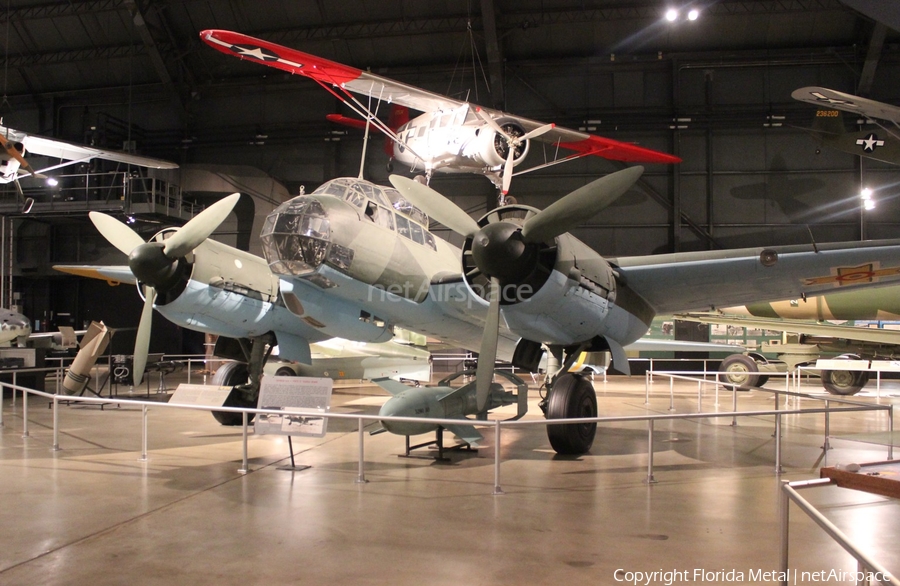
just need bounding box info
[559,135,681,164]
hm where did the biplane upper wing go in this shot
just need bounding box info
[792,86,900,124]
[200,29,681,164]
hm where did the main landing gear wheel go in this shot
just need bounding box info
[546,373,597,455]
[718,354,762,389]
[821,369,868,395]
[210,361,256,425]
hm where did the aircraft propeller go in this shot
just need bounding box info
[474,109,554,194]
[390,166,644,411]
[89,193,241,386]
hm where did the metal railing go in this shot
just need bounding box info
[1,370,894,494]
[781,478,900,586]
[646,370,895,462]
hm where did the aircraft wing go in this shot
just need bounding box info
[676,312,900,346]
[200,29,680,165]
[612,239,900,316]
[53,265,136,285]
[792,86,900,124]
[626,338,744,353]
[0,125,178,170]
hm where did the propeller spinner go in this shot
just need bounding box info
[390,167,643,411]
[89,193,241,386]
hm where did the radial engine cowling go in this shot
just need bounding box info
[462,204,625,345]
[472,119,530,168]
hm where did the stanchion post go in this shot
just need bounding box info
[775,411,783,475]
[52,395,60,451]
[645,419,657,484]
[21,388,28,438]
[779,481,790,585]
[139,404,148,461]
[493,421,504,495]
[668,377,675,411]
[356,417,368,484]
[0,383,4,428]
[238,411,249,474]
[823,399,831,452]
[888,405,894,461]
[11,371,16,406]
[644,372,650,405]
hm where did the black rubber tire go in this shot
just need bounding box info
[718,354,761,389]
[274,366,297,376]
[821,369,868,395]
[210,362,256,425]
[546,373,598,455]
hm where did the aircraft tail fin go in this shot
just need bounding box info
[811,109,845,136]
[384,105,410,156]
[445,423,483,447]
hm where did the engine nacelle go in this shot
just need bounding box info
[461,204,653,348]
[467,119,531,168]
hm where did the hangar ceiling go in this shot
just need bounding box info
[4,0,900,332]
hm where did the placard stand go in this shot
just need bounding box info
[276,436,311,472]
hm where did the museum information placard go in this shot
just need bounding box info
[254,376,333,437]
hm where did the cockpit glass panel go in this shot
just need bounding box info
[275,214,302,233]
[409,221,425,245]
[395,215,411,239]
[424,231,436,251]
[369,186,390,207]
[374,206,394,230]
[301,216,329,239]
[315,181,348,199]
[261,214,276,237]
[383,187,429,226]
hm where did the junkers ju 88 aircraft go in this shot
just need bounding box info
[65,165,900,454]
[199,29,680,195]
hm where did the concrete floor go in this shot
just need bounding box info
[1,372,898,585]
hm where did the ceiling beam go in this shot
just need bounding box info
[480,0,505,110]
[857,21,887,96]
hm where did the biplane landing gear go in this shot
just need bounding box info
[210,333,275,426]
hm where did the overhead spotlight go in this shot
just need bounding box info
[126,215,136,225]
[665,8,679,21]
[688,9,699,20]
[45,177,58,187]
[860,188,876,210]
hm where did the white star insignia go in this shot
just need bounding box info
[236,46,273,61]
[811,91,857,107]
[856,133,885,152]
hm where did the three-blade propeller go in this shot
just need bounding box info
[390,166,644,411]
[89,193,241,386]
